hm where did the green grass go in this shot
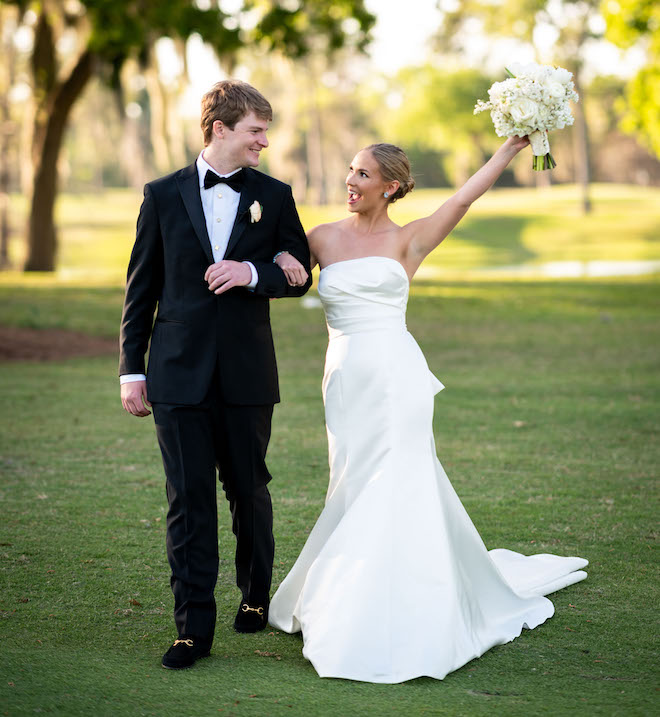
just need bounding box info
[5,184,660,284]
[1,279,658,716]
[1,187,659,715]
[388,184,660,272]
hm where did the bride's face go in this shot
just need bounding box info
[346,150,388,213]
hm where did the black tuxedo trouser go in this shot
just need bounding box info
[152,375,274,642]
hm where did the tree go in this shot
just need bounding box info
[249,50,378,204]
[433,0,603,212]
[602,0,660,157]
[0,5,20,268]
[386,66,496,187]
[4,0,374,272]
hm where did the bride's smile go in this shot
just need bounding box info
[345,149,397,212]
[347,189,362,206]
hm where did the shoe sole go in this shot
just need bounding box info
[161,651,211,670]
[233,623,267,633]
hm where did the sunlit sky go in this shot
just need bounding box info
[364,0,646,79]
[364,0,443,75]
[171,0,646,114]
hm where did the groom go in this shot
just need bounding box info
[119,80,311,670]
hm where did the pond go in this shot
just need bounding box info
[471,260,660,278]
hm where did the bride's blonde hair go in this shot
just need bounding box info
[364,143,415,204]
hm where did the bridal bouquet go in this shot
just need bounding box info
[474,63,579,171]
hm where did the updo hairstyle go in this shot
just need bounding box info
[364,143,415,203]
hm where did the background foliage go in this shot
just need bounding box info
[1,0,660,272]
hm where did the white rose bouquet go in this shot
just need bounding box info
[474,63,579,171]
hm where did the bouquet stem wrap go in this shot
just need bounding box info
[529,130,555,171]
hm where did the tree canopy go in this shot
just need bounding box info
[386,66,495,186]
[433,0,602,211]
[5,0,375,271]
[602,0,660,157]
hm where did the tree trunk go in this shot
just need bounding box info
[572,74,591,214]
[25,50,95,272]
[145,64,173,174]
[535,169,551,189]
[305,72,326,205]
[0,113,11,270]
[113,83,151,190]
[0,162,10,269]
[453,151,470,188]
[0,9,16,269]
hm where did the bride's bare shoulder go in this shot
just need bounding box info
[308,219,347,238]
[307,219,348,248]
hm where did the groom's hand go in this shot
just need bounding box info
[205,260,252,295]
[121,380,152,417]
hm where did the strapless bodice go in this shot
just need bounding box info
[317,256,409,337]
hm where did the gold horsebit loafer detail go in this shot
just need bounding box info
[172,639,194,648]
[162,636,211,670]
[240,603,264,616]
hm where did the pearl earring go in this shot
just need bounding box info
[383,192,389,198]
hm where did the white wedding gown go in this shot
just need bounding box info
[269,256,587,683]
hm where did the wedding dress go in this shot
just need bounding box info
[268,256,587,683]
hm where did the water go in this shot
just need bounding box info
[474,260,660,278]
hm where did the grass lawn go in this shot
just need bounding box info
[4,183,660,284]
[1,187,659,715]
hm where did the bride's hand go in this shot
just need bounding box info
[504,135,531,153]
[275,251,309,287]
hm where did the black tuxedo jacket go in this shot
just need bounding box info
[119,163,312,406]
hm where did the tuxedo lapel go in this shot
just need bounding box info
[176,163,214,264]
[225,171,257,259]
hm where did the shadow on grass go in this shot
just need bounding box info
[447,215,538,267]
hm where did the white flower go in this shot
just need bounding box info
[508,62,544,81]
[488,80,507,101]
[249,200,262,223]
[543,80,566,99]
[551,67,573,85]
[509,97,540,124]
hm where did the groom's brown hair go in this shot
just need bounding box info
[201,80,273,145]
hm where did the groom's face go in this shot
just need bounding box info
[220,112,270,169]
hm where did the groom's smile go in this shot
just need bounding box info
[223,111,270,169]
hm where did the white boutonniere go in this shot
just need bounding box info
[249,201,263,223]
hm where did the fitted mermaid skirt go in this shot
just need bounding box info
[269,257,587,683]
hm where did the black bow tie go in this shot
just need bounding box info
[204,169,244,192]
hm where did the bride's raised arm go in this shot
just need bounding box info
[405,136,529,269]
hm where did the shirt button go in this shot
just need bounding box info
[217,193,222,198]
[216,217,221,222]
[214,245,219,250]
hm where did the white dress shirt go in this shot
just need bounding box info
[120,152,258,385]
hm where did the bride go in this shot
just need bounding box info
[268,137,588,683]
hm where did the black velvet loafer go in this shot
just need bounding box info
[161,636,211,669]
[233,601,269,633]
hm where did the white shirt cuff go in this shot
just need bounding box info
[243,261,258,290]
[120,374,146,384]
